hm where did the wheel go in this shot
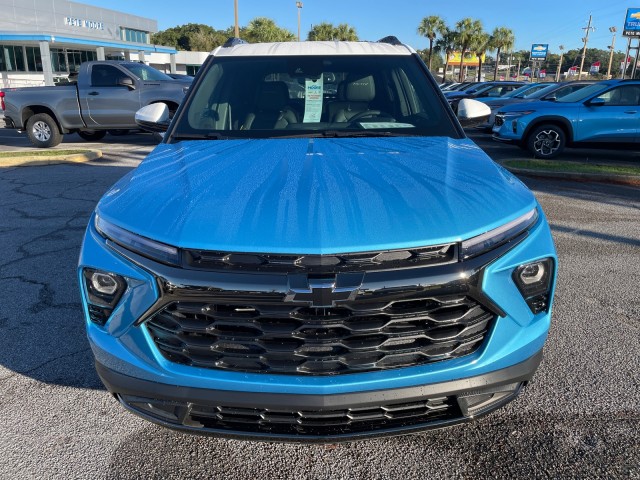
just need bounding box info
[77,130,107,142]
[108,129,129,136]
[26,113,62,148]
[526,124,566,159]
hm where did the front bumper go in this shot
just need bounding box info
[97,350,542,442]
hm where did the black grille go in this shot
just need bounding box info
[183,244,457,273]
[121,394,460,437]
[146,295,494,375]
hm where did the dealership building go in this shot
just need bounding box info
[0,0,208,88]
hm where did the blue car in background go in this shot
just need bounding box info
[78,38,557,442]
[493,80,640,158]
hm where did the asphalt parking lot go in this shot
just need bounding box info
[0,129,639,479]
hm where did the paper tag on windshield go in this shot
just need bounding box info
[303,75,323,123]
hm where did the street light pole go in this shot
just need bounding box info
[296,2,303,42]
[578,14,594,79]
[607,27,617,79]
[234,0,239,38]
[556,45,564,82]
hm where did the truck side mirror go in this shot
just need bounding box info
[135,103,170,133]
[119,77,135,90]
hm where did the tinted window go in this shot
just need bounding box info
[173,55,459,139]
[122,63,173,81]
[91,65,125,87]
[593,85,640,106]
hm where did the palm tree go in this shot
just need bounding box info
[307,22,335,41]
[455,18,484,81]
[434,29,458,83]
[473,32,491,81]
[244,17,295,43]
[556,45,565,81]
[491,27,515,82]
[418,15,447,71]
[334,23,358,41]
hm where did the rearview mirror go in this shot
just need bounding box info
[135,103,170,133]
[457,98,491,127]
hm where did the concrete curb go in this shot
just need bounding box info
[504,166,640,187]
[0,149,103,167]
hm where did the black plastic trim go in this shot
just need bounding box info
[96,350,541,442]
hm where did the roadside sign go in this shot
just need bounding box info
[590,61,601,73]
[539,69,546,78]
[623,8,640,37]
[530,44,549,60]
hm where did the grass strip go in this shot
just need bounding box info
[505,159,640,176]
[0,150,91,158]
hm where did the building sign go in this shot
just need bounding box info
[530,44,548,60]
[64,17,105,30]
[623,8,640,36]
[447,51,486,66]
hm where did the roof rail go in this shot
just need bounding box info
[377,36,403,46]
[223,37,248,48]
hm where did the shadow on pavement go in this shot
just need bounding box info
[0,163,134,390]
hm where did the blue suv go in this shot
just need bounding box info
[493,80,640,158]
[78,38,557,442]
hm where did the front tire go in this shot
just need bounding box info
[526,124,566,159]
[78,130,107,142]
[26,113,62,148]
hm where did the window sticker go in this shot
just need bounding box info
[303,75,323,123]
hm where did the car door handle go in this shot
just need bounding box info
[624,110,637,114]
[88,91,100,96]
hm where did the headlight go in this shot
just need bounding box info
[95,214,180,266]
[461,208,538,260]
[500,110,535,118]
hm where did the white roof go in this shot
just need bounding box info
[212,41,415,57]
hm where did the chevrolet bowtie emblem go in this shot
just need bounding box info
[285,273,364,307]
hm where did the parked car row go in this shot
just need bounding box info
[456,79,639,159]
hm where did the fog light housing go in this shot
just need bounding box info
[82,268,127,325]
[513,258,554,314]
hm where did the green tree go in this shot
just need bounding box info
[491,27,515,81]
[472,32,491,81]
[308,22,358,41]
[455,18,484,81]
[434,29,458,83]
[151,23,227,51]
[244,17,295,43]
[417,15,446,71]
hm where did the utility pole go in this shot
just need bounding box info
[234,0,239,37]
[296,2,303,42]
[607,27,617,79]
[578,14,594,79]
[556,45,565,82]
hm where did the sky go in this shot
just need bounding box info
[81,0,635,55]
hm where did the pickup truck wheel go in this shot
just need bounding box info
[527,124,566,159]
[26,113,62,148]
[78,130,107,142]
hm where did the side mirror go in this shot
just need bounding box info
[457,98,491,127]
[135,103,170,133]
[588,97,605,107]
[119,77,135,90]
[545,95,557,102]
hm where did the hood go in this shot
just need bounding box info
[499,99,577,113]
[97,137,536,254]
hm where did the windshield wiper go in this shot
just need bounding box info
[321,130,415,138]
[172,132,229,140]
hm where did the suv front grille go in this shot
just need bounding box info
[121,394,460,437]
[146,294,494,375]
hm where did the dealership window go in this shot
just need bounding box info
[0,45,26,72]
[50,48,97,73]
[26,47,43,72]
[186,65,200,76]
[121,28,149,44]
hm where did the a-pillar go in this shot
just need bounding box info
[38,41,54,86]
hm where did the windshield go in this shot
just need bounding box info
[122,63,174,81]
[556,83,612,103]
[512,83,557,98]
[171,55,459,139]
